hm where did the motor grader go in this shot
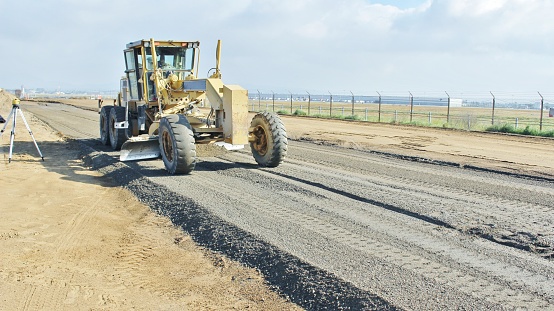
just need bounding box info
[99,38,287,174]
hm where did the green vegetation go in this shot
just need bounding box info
[293,109,307,116]
[486,124,554,137]
[337,114,362,121]
[310,114,331,119]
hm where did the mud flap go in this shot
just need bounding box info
[120,137,160,161]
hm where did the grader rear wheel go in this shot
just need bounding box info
[159,114,196,175]
[99,105,112,145]
[250,112,287,167]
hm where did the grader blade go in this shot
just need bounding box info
[120,137,160,161]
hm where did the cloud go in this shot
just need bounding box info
[1,0,554,93]
[447,0,508,16]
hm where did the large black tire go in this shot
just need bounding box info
[250,112,287,167]
[99,105,112,145]
[159,114,196,175]
[109,106,131,150]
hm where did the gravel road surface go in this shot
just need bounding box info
[23,100,554,310]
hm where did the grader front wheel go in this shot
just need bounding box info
[159,115,196,175]
[250,112,287,167]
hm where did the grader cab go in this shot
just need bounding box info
[99,39,287,174]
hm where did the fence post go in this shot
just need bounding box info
[538,91,544,131]
[328,91,333,117]
[428,112,432,125]
[350,91,355,116]
[257,89,261,111]
[516,117,519,129]
[445,91,450,124]
[272,91,275,112]
[365,108,368,121]
[289,91,293,114]
[394,110,398,123]
[490,91,495,125]
[341,106,344,116]
[377,91,382,123]
[307,91,311,116]
[319,106,321,115]
[409,91,414,122]
[468,114,471,130]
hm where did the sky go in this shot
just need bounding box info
[1,0,554,96]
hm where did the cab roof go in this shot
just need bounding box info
[126,39,200,49]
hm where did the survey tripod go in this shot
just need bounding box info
[0,98,44,163]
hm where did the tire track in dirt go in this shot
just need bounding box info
[18,191,110,310]
[270,141,554,258]
[113,230,156,289]
[55,193,106,254]
[19,282,66,311]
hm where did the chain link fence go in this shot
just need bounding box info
[249,91,554,133]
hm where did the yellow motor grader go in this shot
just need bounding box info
[100,39,287,174]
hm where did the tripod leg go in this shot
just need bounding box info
[17,108,44,161]
[0,107,16,137]
[8,108,17,163]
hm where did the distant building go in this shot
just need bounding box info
[450,98,463,107]
[549,108,554,117]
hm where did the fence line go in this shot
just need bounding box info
[248,91,554,132]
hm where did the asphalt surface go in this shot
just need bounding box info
[23,101,554,310]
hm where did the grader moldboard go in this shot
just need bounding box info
[99,39,287,174]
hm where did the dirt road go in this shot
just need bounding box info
[4,97,554,310]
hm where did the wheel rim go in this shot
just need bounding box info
[252,125,268,156]
[162,130,174,162]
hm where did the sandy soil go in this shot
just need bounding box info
[282,117,554,179]
[0,92,300,310]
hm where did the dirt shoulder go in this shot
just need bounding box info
[0,93,300,310]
